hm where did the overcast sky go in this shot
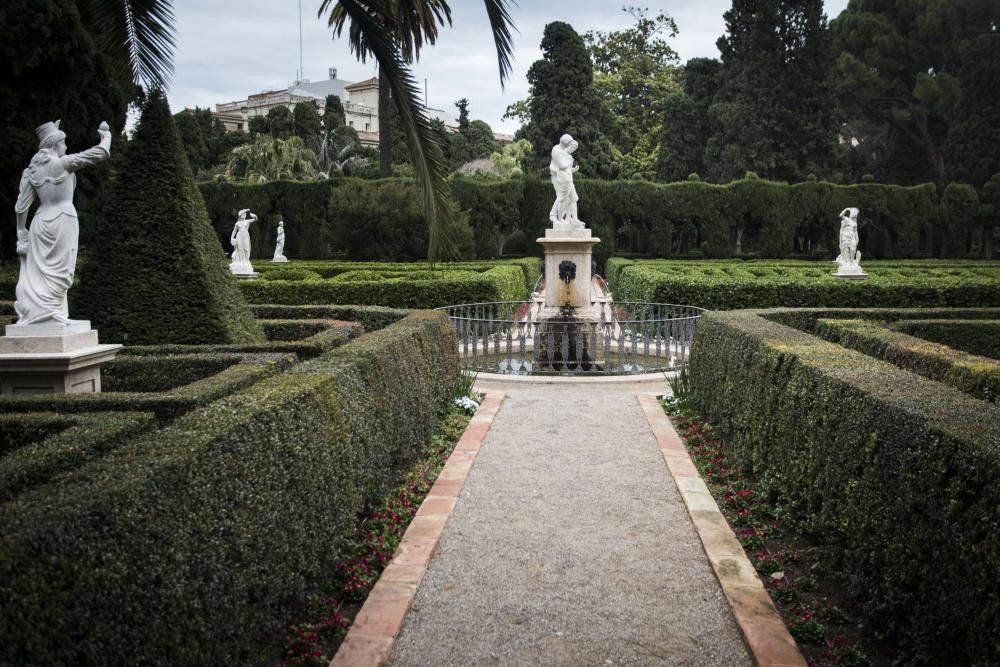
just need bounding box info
[169,0,850,134]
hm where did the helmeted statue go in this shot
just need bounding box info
[13,120,111,327]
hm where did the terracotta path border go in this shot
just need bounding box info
[637,394,807,667]
[330,390,506,667]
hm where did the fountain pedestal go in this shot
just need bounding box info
[537,226,602,317]
[0,322,121,394]
[533,226,604,372]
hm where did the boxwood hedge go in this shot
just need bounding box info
[607,259,1000,309]
[0,411,155,502]
[894,319,1000,360]
[249,303,409,331]
[0,310,459,665]
[814,318,1000,403]
[688,309,1000,663]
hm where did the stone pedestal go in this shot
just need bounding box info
[0,321,122,394]
[537,226,602,317]
[832,264,867,279]
[229,262,259,279]
[271,256,288,263]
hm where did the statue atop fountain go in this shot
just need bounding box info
[549,134,584,229]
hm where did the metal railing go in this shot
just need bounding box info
[436,301,705,376]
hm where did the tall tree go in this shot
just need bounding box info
[318,0,516,262]
[945,33,1000,188]
[0,0,176,257]
[523,21,619,179]
[455,97,471,132]
[831,0,997,184]
[267,105,294,140]
[293,100,323,144]
[657,58,722,181]
[583,6,682,178]
[706,0,837,183]
[323,94,347,128]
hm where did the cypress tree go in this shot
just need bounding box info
[74,90,264,345]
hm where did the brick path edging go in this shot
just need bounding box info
[330,391,506,667]
[637,394,807,667]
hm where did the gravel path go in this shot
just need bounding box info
[387,382,752,666]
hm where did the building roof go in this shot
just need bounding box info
[345,77,379,92]
[288,77,350,101]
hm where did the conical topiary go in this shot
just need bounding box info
[74,90,264,344]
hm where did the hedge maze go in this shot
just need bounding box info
[0,302,460,665]
[688,307,1000,665]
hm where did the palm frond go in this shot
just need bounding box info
[92,0,177,89]
[481,0,516,87]
[326,0,461,263]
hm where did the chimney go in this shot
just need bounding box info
[329,67,338,80]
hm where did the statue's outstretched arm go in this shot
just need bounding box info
[63,122,112,173]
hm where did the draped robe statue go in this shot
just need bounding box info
[272,220,287,262]
[13,120,111,328]
[549,134,583,228]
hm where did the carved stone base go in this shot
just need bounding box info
[832,265,867,279]
[537,228,601,310]
[0,326,121,395]
[230,262,259,278]
[271,256,288,263]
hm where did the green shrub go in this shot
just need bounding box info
[0,412,155,502]
[0,356,289,421]
[0,310,460,665]
[608,260,1000,309]
[238,264,527,308]
[289,310,460,504]
[259,267,323,282]
[259,318,341,342]
[689,309,1000,664]
[102,353,239,392]
[249,303,409,331]
[894,319,1000,360]
[122,324,361,360]
[73,90,264,345]
[814,318,1000,402]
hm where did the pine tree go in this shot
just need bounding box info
[705,0,837,182]
[522,21,619,179]
[74,90,264,344]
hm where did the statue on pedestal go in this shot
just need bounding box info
[230,209,256,274]
[272,219,288,262]
[549,134,584,228]
[13,120,111,327]
[833,207,866,278]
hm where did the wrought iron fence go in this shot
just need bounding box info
[436,301,706,376]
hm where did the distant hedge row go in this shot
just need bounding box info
[606,259,1000,309]
[0,310,460,665]
[239,261,534,308]
[195,176,998,264]
[688,308,1000,665]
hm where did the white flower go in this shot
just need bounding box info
[454,396,480,413]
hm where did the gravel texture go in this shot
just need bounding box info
[388,382,753,666]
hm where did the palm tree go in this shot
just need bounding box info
[318,0,515,263]
[91,0,178,90]
[322,1,453,179]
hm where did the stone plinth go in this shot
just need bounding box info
[537,227,601,312]
[271,256,288,263]
[0,323,122,394]
[832,265,867,279]
[229,262,259,279]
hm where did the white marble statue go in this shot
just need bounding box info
[230,209,256,274]
[13,120,111,329]
[272,219,288,262]
[549,134,584,228]
[833,207,866,277]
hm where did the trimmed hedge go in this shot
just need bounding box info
[0,355,289,421]
[0,411,155,502]
[73,91,264,345]
[102,353,240,392]
[249,303,409,331]
[289,309,460,504]
[121,324,360,360]
[688,309,1000,663]
[814,318,1000,403]
[0,310,459,665]
[894,319,1000,360]
[238,263,528,308]
[259,318,346,342]
[199,176,989,261]
[607,259,1000,309]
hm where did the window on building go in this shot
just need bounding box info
[365,123,370,131]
